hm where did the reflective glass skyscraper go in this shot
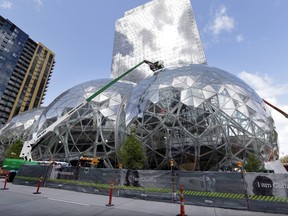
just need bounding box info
[111,0,206,83]
[0,16,55,127]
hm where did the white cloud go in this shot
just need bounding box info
[0,0,13,9]
[33,0,43,10]
[238,71,288,156]
[236,34,244,43]
[274,108,288,157]
[207,5,235,36]
[239,71,288,99]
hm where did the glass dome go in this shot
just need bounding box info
[30,79,134,167]
[116,64,278,171]
[0,107,45,161]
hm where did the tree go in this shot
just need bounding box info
[118,132,146,169]
[5,139,23,159]
[280,155,288,164]
[243,155,263,172]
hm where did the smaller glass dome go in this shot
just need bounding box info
[0,107,45,161]
[30,79,135,167]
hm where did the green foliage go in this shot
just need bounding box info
[243,155,263,172]
[280,155,288,163]
[5,139,23,159]
[118,133,146,169]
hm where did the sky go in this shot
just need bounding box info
[1,0,288,156]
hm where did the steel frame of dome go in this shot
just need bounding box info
[0,107,45,161]
[116,64,278,171]
[30,79,134,167]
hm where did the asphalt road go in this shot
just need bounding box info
[0,180,287,216]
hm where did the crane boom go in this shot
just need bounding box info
[263,99,288,119]
[20,60,164,161]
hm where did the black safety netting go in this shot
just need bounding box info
[119,169,173,201]
[45,166,81,191]
[76,167,120,195]
[176,171,247,209]
[244,173,288,214]
[13,164,50,187]
[11,164,288,214]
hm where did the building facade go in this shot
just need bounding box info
[111,0,206,83]
[0,16,55,127]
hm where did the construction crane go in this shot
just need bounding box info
[20,60,164,161]
[263,99,288,118]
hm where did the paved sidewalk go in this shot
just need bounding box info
[0,180,287,216]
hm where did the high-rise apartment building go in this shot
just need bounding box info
[111,0,206,83]
[0,16,55,127]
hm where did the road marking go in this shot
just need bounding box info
[47,198,90,206]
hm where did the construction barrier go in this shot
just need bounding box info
[33,176,43,194]
[12,164,288,214]
[119,169,173,201]
[176,171,247,210]
[13,165,50,186]
[45,166,82,192]
[1,172,9,190]
[44,166,120,196]
[106,180,114,206]
[177,184,187,216]
[244,173,288,213]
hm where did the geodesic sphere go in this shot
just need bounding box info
[116,64,278,171]
[30,79,134,166]
[0,107,45,140]
[0,107,45,161]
